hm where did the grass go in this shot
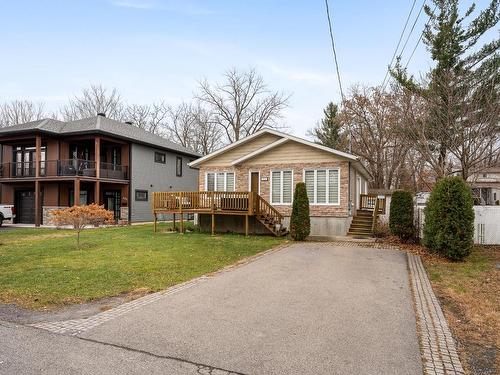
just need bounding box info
[0,224,285,310]
[423,246,499,374]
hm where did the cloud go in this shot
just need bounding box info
[109,0,214,15]
[110,0,154,9]
[258,61,335,86]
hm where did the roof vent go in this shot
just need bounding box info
[97,112,106,117]
[125,121,133,125]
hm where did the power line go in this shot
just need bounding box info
[397,1,426,62]
[404,5,437,69]
[381,0,418,89]
[324,0,345,103]
[382,0,427,91]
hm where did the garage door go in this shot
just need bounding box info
[15,190,35,224]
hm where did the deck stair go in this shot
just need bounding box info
[347,209,374,237]
[256,212,288,236]
[347,194,387,238]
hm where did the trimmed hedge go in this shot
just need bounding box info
[290,182,310,241]
[423,176,474,261]
[389,190,415,242]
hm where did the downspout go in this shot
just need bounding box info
[348,161,351,216]
[128,143,132,224]
[0,143,2,202]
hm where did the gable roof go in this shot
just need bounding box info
[189,128,357,166]
[188,128,371,179]
[0,116,200,157]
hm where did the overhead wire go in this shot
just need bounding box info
[381,0,418,89]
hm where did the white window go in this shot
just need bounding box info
[206,172,235,192]
[304,169,340,205]
[271,170,293,204]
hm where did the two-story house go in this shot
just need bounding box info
[0,114,199,225]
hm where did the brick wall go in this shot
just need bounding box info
[199,161,351,217]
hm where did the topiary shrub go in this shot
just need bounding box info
[290,182,310,241]
[423,176,474,261]
[389,190,415,242]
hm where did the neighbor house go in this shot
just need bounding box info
[0,114,199,225]
[187,128,371,237]
[468,165,500,205]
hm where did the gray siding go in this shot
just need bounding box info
[130,143,199,222]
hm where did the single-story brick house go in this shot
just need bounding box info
[188,128,370,237]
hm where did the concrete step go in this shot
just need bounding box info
[350,224,372,230]
[347,231,372,236]
[351,219,372,225]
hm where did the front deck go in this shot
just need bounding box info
[152,191,287,236]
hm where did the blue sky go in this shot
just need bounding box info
[0,0,493,137]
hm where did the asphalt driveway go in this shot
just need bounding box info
[75,242,422,375]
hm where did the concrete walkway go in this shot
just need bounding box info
[2,243,423,374]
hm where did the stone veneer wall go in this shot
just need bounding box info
[42,206,68,225]
[198,161,351,218]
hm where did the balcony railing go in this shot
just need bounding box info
[0,160,128,180]
[99,162,128,180]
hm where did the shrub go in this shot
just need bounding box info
[52,204,115,248]
[389,190,415,242]
[290,182,310,241]
[423,176,474,261]
[373,218,390,238]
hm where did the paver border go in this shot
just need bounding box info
[407,253,465,375]
[29,241,291,336]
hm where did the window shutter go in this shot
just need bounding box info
[226,173,235,191]
[317,170,327,203]
[329,170,339,204]
[282,171,293,203]
[207,173,215,191]
[305,170,315,203]
[271,171,281,203]
[216,173,225,191]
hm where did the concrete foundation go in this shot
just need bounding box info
[198,214,352,237]
[199,214,271,235]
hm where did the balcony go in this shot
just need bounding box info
[0,160,128,180]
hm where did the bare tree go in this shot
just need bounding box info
[197,68,289,143]
[163,103,222,155]
[164,103,198,149]
[342,85,412,189]
[0,100,46,127]
[396,72,499,181]
[446,74,499,179]
[123,102,169,135]
[192,106,223,155]
[60,84,125,121]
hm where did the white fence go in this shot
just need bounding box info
[415,206,500,245]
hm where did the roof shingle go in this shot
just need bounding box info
[0,116,199,157]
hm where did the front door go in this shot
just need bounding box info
[104,190,121,220]
[250,172,259,194]
[15,190,35,223]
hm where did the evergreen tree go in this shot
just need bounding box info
[389,190,415,242]
[423,176,474,260]
[392,0,499,178]
[290,182,310,241]
[309,102,344,149]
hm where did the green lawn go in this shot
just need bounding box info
[0,224,285,309]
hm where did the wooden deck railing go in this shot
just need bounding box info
[360,194,386,214]
[152,191,284,235]
[153,191,255,213]
[255,194,283,223]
